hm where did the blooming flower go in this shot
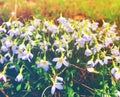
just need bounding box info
[111,46,120,56]
[33,19,41,27]
[51,76,63,95]
[95,54,104,66]
[36,60,51,71]
[1,45,8,52]
[87,67,99,73]
[84,43,92,56]
[85,48,92,56]
[21,50,33,62]
[15,66,23,82]
[91,22,99,31]
[52,57,69,69]
[74,38,86,49]
[111,67,120,80]
[39,41,50,51]
[0,72,7,82]
[15,73,23,82]
[0,27,6,33]
[87,56,95,67]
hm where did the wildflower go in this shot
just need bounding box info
[52,57,69,69]
[91,42,103,53]
[101,52,113,64]
[15,73,23,82]
[5,40,12,48]
[84,44,92,56]
[0,72,7,82]
[1,45,8,52]
[47,24,58,34]
[8,28,20,37]
[53,40,61,48]
[21,50,33,62]
[0,56,6,64]
[36,60,51,71]
[44,21,49,27]
[111,67,120,80]
[2,22,11,28]
[33,19,41,27]
[15,66,23,82]
[51,76,63,95]
[74,38,86,49]
[83,34,92,43]
[111,46,120,56]
[56,47,65,53]
[87,56,95,67]
[12,21,24,28]
[39,41,50,51]
[57,17,67,24]
[95,54,104,66]
[0,65,8,82]
[0,27,6,33]
[87,67,99,73]
[91,22,99,31]
[27,26,35,32]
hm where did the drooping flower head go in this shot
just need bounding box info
[50,75,63,95]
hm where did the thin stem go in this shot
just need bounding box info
[0,89,8,97]
[73,79,95,92]
[57,67,67,75]
[70,64,85,71]
[41,85,51,97]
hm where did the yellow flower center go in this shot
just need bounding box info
[18,50,23,54]
[42,61,47,66]
[58,58,64,63]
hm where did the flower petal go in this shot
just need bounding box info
[56,62,62,69]
[55,83,63,90]
[56,77,63,82]
[52,58,59,62]
[43,65,49,71]
[51,85,56,95]
[63,60,68,67]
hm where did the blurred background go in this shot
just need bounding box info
[0,0,120,25]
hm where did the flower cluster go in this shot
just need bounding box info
[0,16,120,96]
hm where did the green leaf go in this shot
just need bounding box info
[3,82,9,87]
[16,84,21,91]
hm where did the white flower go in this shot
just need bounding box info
[0,72,7,82]
[56,47,65,53]
[15,73,23,82]
[1,45,8,52]
[104,56,113,64]
[21,51,33,62]
[95,54,104,66]
[111,46,120,56]
[51,76,63,95]
[74,38,86,49]
[87,67,95,72]
[91,22,99,31]
[33,19,41,27]
[52,57,69,69]
[36,60,51,71]
[39,41,50,51]
[85,48,92,56]
[87,57,95,67]
[111,67,120,80]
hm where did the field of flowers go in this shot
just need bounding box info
[0,0,120,97]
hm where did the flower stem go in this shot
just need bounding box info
[41,85,51,97]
